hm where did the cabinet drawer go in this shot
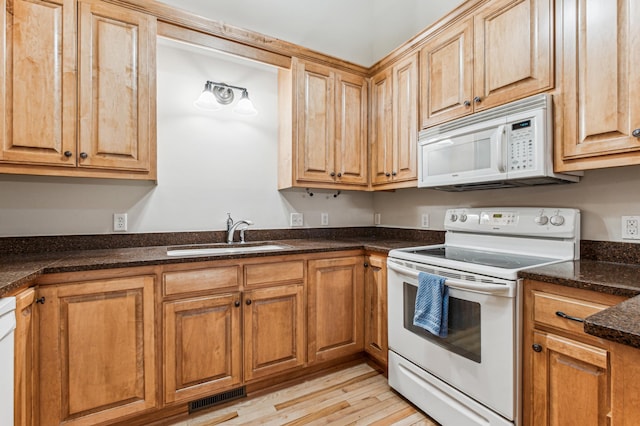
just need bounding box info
[533,291,610,336]
[163,266,240,296]
[245,260,304,287]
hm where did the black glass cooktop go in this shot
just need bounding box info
[406,246,557,270]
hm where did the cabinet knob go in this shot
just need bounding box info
[64,151,73,158]
[234,300,240,307]
[474,96,482,104]
[392,171,397,176]
[36,297,46,305]
[464,100,471,107]
[246,299,252,306]
[385,172,391,177]
[633,128,640,138]
[532,344,543,353]
[79,152,88,159]
[364,263,369,267]
[337,172,342,177]
[330,172,336,177]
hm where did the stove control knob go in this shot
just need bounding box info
[534,215,549,225]
[550,215,565,226]
[450,213,458,222]
[459,214,468,223]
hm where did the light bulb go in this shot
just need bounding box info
[194,83,220,111]
[233,90,258,116]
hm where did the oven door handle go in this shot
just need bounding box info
[387,261,514,296]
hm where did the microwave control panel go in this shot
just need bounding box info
[508,120,535,171]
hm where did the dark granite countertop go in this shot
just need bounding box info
[519,260,640,349]
[0,237,425,297]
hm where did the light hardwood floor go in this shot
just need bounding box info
[170,363,438,425]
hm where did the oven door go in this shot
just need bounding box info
[387,258,518,423]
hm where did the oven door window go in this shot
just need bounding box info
[403,282,481,363]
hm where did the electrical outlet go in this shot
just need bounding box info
[374,213,381,225]
[321,213,329,226]
[421,214,430,228]
[113,213,128,232]
[622,216,640,240]
[290,212,303,227]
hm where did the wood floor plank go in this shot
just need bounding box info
[169,362,437,426]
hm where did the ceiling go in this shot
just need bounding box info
[158,0,466,67]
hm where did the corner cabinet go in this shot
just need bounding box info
[307,255,364,364]
[364,254,387,367]
[278,58,368,190]
[370,54,419,189]
[522,280,625,426]
[420,0,553,128]
[554,0,640,171]
[37,272,157,426]
[0,0,157,180]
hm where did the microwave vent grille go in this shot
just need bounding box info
[421,93,550,139]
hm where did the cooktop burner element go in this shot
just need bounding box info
[407,246,558,270]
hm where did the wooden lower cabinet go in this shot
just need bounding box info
[14,287,36,426]
[163,292,242,404]
[243,284,305,381]
[523,280,625,426]
[364,254,387,367]
[37,274,157,426]
[308,255,364,364]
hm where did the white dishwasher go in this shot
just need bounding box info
[0,297,16,425]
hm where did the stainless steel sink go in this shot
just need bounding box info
[166,242,291,257]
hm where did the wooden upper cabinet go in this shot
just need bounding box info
[555,0,640,171]
[473,0,552,111]
[335,71,368,185]
[421,17,474,128]
[370,69,393,186]
[280,58,368,190]
[78,0,155,172]
[0,0,76,166]
[37,275,157,426]
[420,0,552,128]
[0,0,156,179]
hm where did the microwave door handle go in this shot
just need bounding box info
[493,124,507,173]
[387,261,513,296]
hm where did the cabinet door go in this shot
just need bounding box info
[78,0,155,172]
[0,0,76,166]
[243,284,305,381]
[308,256,364,364]
[295,60,335,183]
[556,0,640,171]
[420,17,473,128]
[370,69,394,185]
[364,255,387,367]
[14,288,35,426]
[335,71,367,185]
[392,53,419,183]
[38,276,156,426]
[473,0,552,111]
[530,332,610,426]
[164,293,242,404]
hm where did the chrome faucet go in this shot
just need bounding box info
[227,219,253,243]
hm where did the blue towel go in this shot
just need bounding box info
[413,272,449,338]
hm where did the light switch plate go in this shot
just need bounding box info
[374,213,381,225]
[290,212,303,227]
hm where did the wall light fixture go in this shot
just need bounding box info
[194,81,258,116]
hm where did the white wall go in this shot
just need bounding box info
[0,40,373,237]
[372,164,640,242]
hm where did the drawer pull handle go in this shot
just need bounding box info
[556,311,584,323]
[532,344,543,352]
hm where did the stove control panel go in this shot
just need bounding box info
[444,207,580,238]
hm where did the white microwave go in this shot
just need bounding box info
[418,94,581,191]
